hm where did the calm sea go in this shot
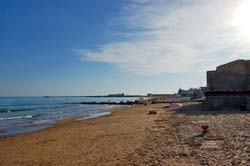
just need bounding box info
[0,96,138,137]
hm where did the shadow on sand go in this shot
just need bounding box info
[171,102,250,116]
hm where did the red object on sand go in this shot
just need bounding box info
[201,125,209,133]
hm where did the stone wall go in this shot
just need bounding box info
[207,70,247,91]
[205,96,246,110]
[216,60,248,74]
[206,59,250,110]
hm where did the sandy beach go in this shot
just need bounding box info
[0,105,161,166]
[1,102,250,165]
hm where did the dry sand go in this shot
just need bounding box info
[1,103,250,165]
[0,105,161,166]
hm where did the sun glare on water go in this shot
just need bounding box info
[233,0,250,37]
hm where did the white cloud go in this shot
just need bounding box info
[78,0,250,75]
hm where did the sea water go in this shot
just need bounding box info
[0,97,138,137]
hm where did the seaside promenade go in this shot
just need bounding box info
[1,102,250,165]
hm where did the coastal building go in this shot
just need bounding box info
[205,59,250,109]
[147,93,176,97]
[177,88,204,98]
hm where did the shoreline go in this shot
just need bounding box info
[0,104,162,165]
[0,105,127,138]
[2,102,250,165]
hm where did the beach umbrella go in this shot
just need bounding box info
[169,103,183,110]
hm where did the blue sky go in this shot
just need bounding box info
[1,0,250,96]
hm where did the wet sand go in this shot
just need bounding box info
[1,102,250,165]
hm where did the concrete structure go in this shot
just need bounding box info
[206,59,250,109]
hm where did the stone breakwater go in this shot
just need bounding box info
[78,97,194,106]
[79,100,143,105]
